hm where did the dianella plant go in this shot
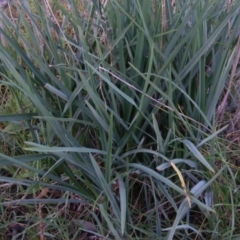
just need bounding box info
[0,0,239,239]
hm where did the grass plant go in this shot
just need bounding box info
[0,0,240,239]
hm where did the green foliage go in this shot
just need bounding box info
[0,0,240,239]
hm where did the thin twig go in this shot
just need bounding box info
[43,0,77,63]
[98,66,214,131]
[217,36,240,120]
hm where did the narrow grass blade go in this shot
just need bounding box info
[182,139,215,172]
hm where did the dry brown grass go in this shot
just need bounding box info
[3,0,85,41]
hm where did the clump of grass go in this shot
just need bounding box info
[0,0,240,239]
